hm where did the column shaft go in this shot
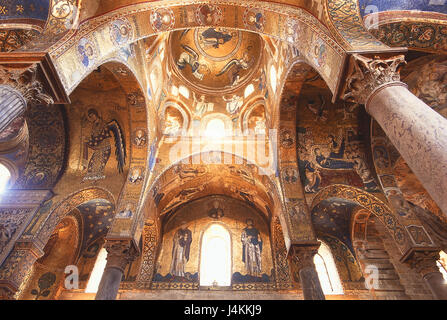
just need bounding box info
[289,245,325,300]
[367,83,447,216]
[406,250,447,300]
[95,267,124,300]
[0,85,27,133]
[94,240,137,300]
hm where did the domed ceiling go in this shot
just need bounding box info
[169,28,262,93]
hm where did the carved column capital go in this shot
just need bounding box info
[343,54,407,108]
[289,243,320,271]
[405,250,441,276]
[0,65,54,106]
[288,243,325,300]
[104,240,139,273]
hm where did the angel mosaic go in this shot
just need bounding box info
[192,92,214,117]
[216,50,254,86]
[306,94,328,122]
[150,8,174,32]
[81,108,126,182]
[176,44,208,80]
[223,94,243,115]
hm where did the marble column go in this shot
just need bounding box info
[95,241,137,300]
[406,251,447,300]
[344,54,447,217]
[289,244,325,300]
[0,85,27,133]
[0,65,54,134]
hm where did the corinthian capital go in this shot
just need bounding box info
[344,54,407,106]
[289,244,320,271]
[104,240,139,272]
[0,65,54,106]
[406,250,441,276]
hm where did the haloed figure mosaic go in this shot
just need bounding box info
[82,108,127,181]
[241,219,263,277]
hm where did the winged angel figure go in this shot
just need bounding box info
[82,108,126,181]
[176,44,207,80]
[216,50,254,86]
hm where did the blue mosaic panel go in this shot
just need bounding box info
[359,0,447,17]
[0,0,50,22]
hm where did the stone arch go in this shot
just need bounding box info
[160,99,191,136]
[148,151,282,221]
[47,60,153,243]
[34,187,116,249]
[49,1,347,95]
[325,0,389,51]
[311,184,410,254]
[18,213,81,300]
[240,97,268,135]
[145,193,275,290]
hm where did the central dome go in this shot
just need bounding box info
[169,28,262,93]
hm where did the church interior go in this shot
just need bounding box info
[0,0,446,300]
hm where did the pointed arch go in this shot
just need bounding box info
[311,184,410,254]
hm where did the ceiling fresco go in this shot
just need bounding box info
[292,84,379,194]
[311,198,358,254]
[75,199,115,254]
[2,0,447,301]
[169,28,262,93]
[0,0,50,23]
[0,29,39,52]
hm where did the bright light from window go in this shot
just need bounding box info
[314,241,344,295]
[200,224,231,286]
[244,84,254,98]
[437,250,447,282]
[85,247,108,293]
[204,119,226,138]
[171,85,178,96]
[179,85,189,99]
[0,163,11,194]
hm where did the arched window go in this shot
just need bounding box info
[0,163,11,193]
[200,224,231,286]
[85,247,108,293]
[314,240,344,295]
[204,118,226,138]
